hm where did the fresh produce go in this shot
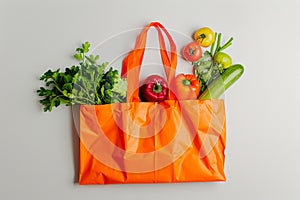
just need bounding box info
[210,33,233,56]
[38,28,243,109]
[193,51,222,93]
[99,67,127,104]
[199,64,244,100]
[174,74,200,100]
[182,42,202,62]
[214,52,232,69]
[139,75,168,102]
[193,31,235,93]
[37,42,127,112]
[194,27,215,47]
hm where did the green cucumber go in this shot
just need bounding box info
[199,64,244,100]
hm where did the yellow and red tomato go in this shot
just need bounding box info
[194,27,215,47]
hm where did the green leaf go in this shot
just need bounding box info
[62,83,73,92]
[76,48,83,53]
[82,42,90,53]
[111,78,127,99]
[62,90,69,97]
[37,87,52,96]
[37,42,126,112]
[54,99,60,107]
[74,53,83,61]
[44,106,51,112]
[45,80,55,86]
[52,71,59,82]
[59,97,72,105]
[40,69,60,81]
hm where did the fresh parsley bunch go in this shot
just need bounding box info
[37,42,127,112]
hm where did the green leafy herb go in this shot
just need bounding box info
[37,42,127,112]
[98,67,127,104]
[37,66,79,112]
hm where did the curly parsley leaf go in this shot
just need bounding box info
[37,42,127,112]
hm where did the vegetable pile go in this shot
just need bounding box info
[137,27,244,102]
[37,42,127,112]
[181,27,244,100]
[37,26,244,111]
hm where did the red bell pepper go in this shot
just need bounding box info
[139,75,168,102]
[174,74,200,100]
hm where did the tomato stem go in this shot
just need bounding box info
[200,33,206,42]
[189,47,195,56]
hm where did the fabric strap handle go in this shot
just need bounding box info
[121,22,177,102]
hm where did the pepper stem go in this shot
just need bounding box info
[182,79,191,86]
[153,83,162,93]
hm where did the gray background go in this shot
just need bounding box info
[1,0,300,199]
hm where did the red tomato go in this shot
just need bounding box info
[182,42,202,62]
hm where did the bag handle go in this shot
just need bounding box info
[121,22,177,102]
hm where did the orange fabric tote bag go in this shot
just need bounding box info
[79,22,226,184]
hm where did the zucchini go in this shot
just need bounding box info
[199,64,244,100]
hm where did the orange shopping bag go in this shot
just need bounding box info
[79,22,226,184]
